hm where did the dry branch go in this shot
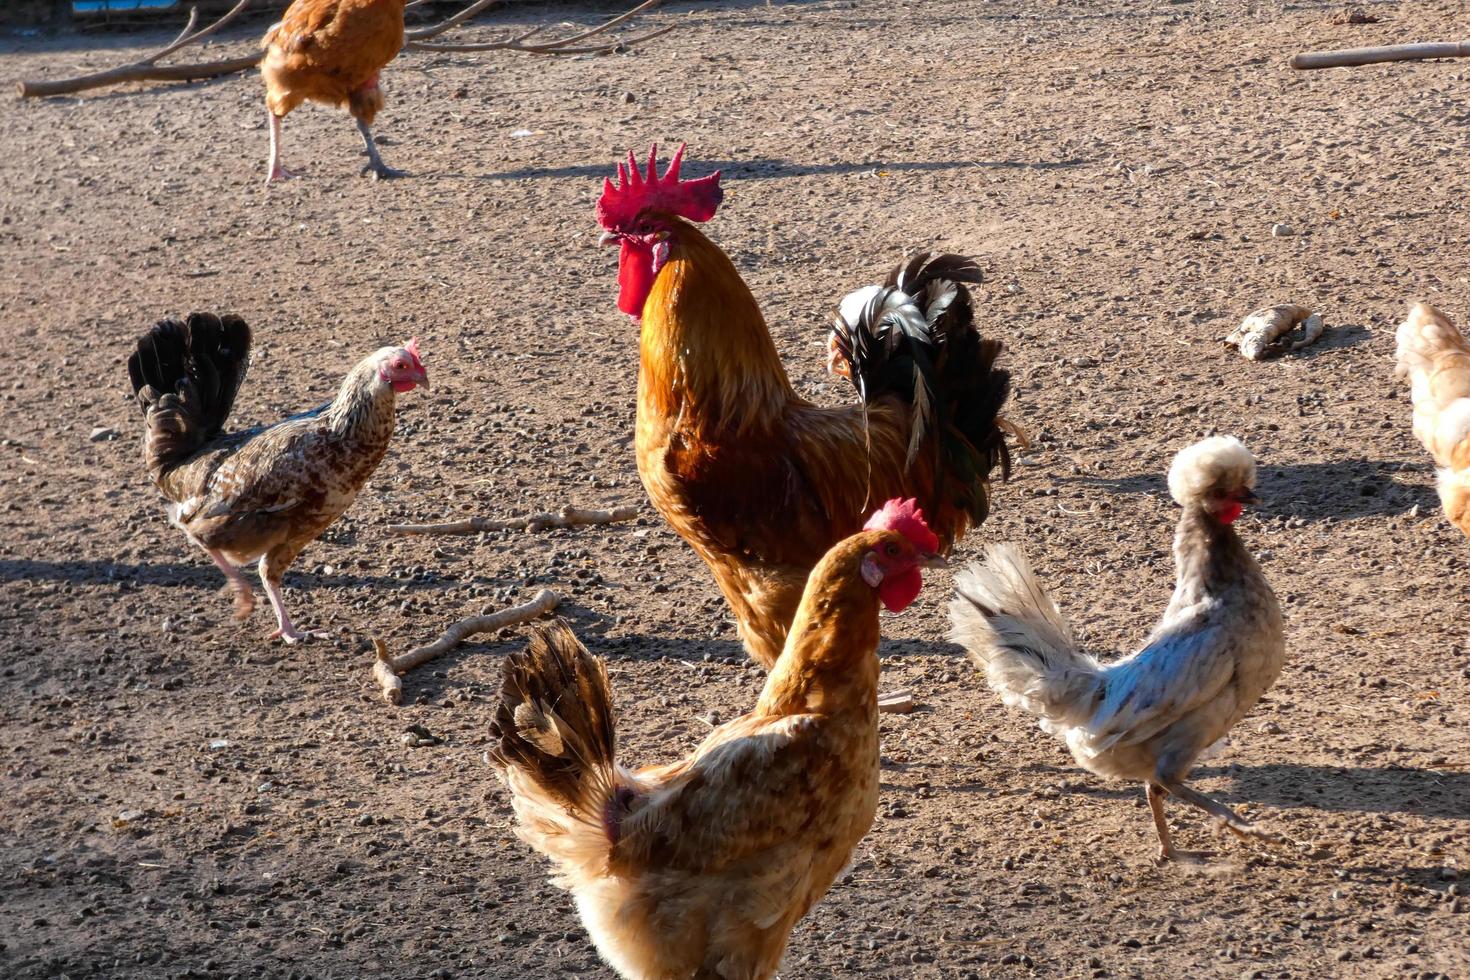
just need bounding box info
[1290,40,1470,70]
[371,588,559,704]
[387,504,640,537]
[16,0,670,99]
[16,0,256,98]
[405,0,669,55]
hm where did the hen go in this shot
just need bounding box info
[491,499,942,980]
[949,437,1285,861]
[1394,301,1470,539]
[597,144,1016,671]
[260,0,406,183]
[127,313,428,642]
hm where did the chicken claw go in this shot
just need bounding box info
[1167,781,1283,848]
[268,626,334,644]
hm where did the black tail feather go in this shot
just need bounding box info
[832,253,1013,525]
[489,620,618,820]
[127,313,251,482]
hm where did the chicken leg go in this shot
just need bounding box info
[1166,780,1281,847]
[355,118,405,181]
[265,112,300,184]
[205,548,255,620]
[1146,783,1174,862]
[259,547,330,643]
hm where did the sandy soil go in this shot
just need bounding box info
[2,0,1469,976]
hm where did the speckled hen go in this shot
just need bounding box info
[126,313,428,642]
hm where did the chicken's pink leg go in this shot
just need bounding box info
[205,548,255,620]
[259,554,330,643]
[266,112,300,184]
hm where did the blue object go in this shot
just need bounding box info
[74,0,180,13]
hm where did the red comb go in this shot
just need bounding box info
[863,498,939,554]
[404,338,422,366]
[595,143,723,230]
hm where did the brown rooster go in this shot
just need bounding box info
[260,0,406,183]
[596,144,1016,671]
[491,499,942,980]
[127,313,428,642]
[1395,302,1470,539]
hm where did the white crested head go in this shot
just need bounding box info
[1168,436,1256,508]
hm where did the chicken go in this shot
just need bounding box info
[949,437,1285,861]
[1394,302,1470,539]
[596,144,1015,671]
[126,313,428,642]
[490,499,942,980]
[260,0,406,183]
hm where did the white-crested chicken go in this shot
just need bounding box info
[127,313,428,642]
[596,144,1016,672]
[490,499,942,979]
[1394,302,1470,539]
[949,437,1285,861]
[260,0,406,183]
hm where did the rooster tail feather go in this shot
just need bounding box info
[127,313,251,485]
[832,253,1013,527]
[950,544,1103,732]
[490,620,628,881]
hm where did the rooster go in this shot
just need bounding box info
[127,313,428,642]
[596,144,1015,671]
[260,0,406,183]
[949,437,1285,861]
[1394,302,1470,539]
[491,499,942,980]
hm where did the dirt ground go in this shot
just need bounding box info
[2,0,1469,976]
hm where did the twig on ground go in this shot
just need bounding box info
[15,0,256,98]
[371,588,559,704]
[387,504,640,537]
[1290,40,1470,71]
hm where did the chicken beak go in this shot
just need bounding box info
[1238,488,1259,505]
[599,231,621,247]
[920,553,948,570]
[415,369,431,391]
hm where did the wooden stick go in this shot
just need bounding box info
[387,504,639,537]
[16,0,257,98]
[1290,40,1470,70]
[372,588,559,704]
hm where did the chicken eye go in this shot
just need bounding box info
[885,542,901,557]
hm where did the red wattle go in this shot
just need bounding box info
[1220,502,1244,525]
[617,239,656,317]
[878,567,923,613]
[391,379,417,393]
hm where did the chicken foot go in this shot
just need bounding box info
[259,556,331,644]
[265,112,300,184]
[356,119,405,181]
[205,548,255,620]
[1149,780,1281,861]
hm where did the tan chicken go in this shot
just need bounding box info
[490,499,943,979]
[260,0,407,183]
[950,438,1285,861]
[127,313,428,642]
[1394,302,1470,539]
